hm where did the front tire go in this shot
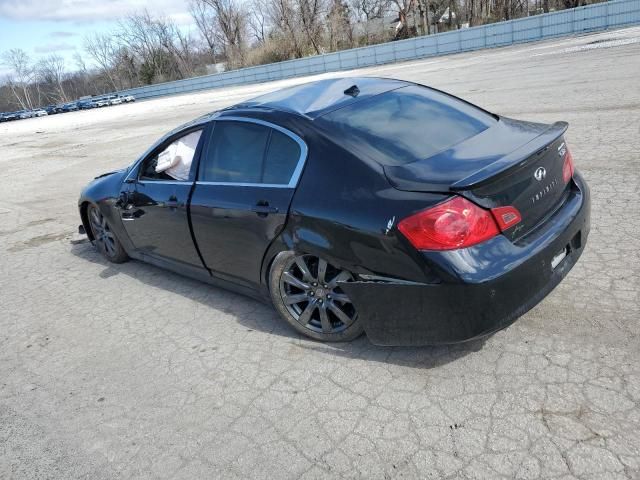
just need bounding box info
[87,204,128,264]
[269,251,363,342]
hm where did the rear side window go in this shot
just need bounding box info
[263,130,301,184]
[200,121,301,185]
[318,85,496,166]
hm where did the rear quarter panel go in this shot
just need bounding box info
[279,129,446,284]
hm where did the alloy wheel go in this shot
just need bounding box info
[279,254,357,335]
[89,206,117,258]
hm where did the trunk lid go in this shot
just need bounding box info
[384,118,571,239]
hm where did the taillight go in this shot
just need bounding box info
[562,147,574,183]
[490,206,522,232]
[398,196,500,251]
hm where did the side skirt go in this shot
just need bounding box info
[131,251,270,304]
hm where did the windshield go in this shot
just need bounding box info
[317,85,496,166]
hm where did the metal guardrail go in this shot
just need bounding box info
[118,0,640,100]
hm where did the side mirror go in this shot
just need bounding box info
[116,191,131,208]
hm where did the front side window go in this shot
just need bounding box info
[200,121,301,185]
[140,129,203,181]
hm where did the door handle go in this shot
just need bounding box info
[251,201,278,217]
[166,195,179,209]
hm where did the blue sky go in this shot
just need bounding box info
[0,0,194,77]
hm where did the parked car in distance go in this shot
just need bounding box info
[33,109,48,117]
[77,100,96,110]
[93,98,110,107]
[0,113,7,122]
[109,95,123,105]
[121,94,135,103]
[44,105,62,115]
[78,77,590,346]
[61,102,79,112]
[2,111,19,121]
[17,110,35,119]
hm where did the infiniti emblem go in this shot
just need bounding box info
[534,167,546,181]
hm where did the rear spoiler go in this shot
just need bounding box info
[450,121,568,191]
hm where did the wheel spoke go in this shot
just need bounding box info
[328,302,353,327]
[328,270,351,289]
[294,257,313,282]
[283,293,308,305]
[282,272,310,291]
[103,238,114,255]
[317,258,328,284]
[297,302,316,326]
[330,293,351,304]
[90,209,101,231]
[319,305,331,333]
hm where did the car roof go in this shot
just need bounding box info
[226,77,410,120]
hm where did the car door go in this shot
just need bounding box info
[118,126,206,268]
[189,118,307,288]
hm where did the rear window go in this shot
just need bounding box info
[318,85,496,166]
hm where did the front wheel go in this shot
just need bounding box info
[269,251,363,342]
[87,204,129,264]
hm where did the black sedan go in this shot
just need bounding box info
[78,77,590,345]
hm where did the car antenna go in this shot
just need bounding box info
[343,85,360,97]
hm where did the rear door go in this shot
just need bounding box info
[118,127,206,268]
[190,118,307,288]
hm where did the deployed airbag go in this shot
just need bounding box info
[155,130,202,180]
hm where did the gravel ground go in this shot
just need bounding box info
[1,26,639,480]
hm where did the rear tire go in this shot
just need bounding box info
[87,204,129,264]
[269,251,364,342]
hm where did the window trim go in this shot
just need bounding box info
[197,116,308,189]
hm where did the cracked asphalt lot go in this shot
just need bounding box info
[1,27,639,480]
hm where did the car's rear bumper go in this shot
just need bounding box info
[340,173,590,346]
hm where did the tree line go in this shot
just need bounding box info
[1,0,603,112]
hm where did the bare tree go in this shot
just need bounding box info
[84,33,121,90]
[190,0,220,62]
[37,54,68,103]
[417,0,430,34]
[151,16,197,78]
[392,0,416,38]
[196,0,248,69]
[117,11,168,82]
[297,0,325,54]
[1,49,36,109]
[327,0,354,51]
[269,0,305,57]
[350,0,392,44]
[249,0,270,44]
[352,0,391,20]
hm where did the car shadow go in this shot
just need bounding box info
[70,242,486,369]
